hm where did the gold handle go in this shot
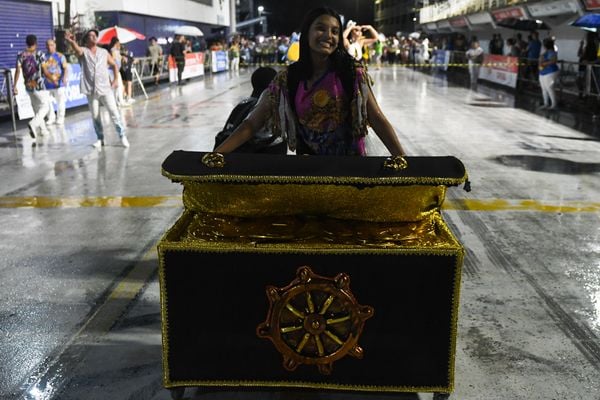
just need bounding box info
[383,155,408,171]
[201,152,226,168]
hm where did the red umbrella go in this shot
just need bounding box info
[97,26,146,44]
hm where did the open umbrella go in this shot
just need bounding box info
[97,26,146,45]
[174,26,204,37]
[571,14,600,29]
[497,18,550,31]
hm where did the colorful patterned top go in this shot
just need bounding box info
[16,50,46,92]
[43,52,67,89]
[267,65,371,156]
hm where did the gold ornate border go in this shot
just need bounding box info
[162,169,468,187]
[157,211,463,393]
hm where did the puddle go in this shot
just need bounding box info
[493,155,600,174]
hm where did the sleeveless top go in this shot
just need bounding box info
[267,65,371,155]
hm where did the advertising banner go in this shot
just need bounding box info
[211,51,229,73]
[492,7,526,21]
[63,63,88,109]
[169,52,206,82]
[479,54,519,88]
[584,0,600,10]
[433,50,451,71]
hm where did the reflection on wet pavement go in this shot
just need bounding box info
[493,155,600,174]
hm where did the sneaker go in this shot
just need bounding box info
[92,140,103,149]
[46,119,56,125]
[40,129,50,136]
[120,136,130,148]
[128,98,136,103]
[56,120,64,126]
[27,123,36,139]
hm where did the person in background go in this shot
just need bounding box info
[120,45,135,104]
[538,37,559,110]
[577,31,598,97]
[214,67,285,153]
[43,38,68,126]
[526,31,542,79]
[506,38,519,57]
[13,34,50,138]
[215,6,405,156]
[108,37,125,106]
[64,30,129,148]
[170,35,186,85]
[343,21,378,62]
[229,36,241,72]
[466,40,484,90]
[147,37,163,85]
[373,38,384,70]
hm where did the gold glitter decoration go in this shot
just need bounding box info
[182,183,446,223]
[313,90,331,107]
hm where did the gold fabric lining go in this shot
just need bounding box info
[179,213,455,249]
[182,183,447,222]
[164,379,451,393]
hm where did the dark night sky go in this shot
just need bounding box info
[255,0,374,35]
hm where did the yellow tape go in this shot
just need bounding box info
[241,62,524,68]
[1,196,599,214]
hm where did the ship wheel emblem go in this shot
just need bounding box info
[257,266,374,375]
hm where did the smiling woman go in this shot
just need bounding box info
[214,6,406,157]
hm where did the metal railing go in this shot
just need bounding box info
[1,68,17,132]
[424,50,600,102]
[132,56,169,83]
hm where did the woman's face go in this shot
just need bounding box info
[307,14,340,56]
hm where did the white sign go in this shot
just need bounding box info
[479,55,519,89]
[11,68,35,120]
[468,12,493,25]
[528,0,579,17]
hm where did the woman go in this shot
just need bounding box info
[538,37,559,110]
[215,7,405,156]
[108,37,125,106]
[120,45,135,104]
[343,21,378,62]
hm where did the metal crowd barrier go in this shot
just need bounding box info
[1,68,17,132]
[132,56,169,83]
[421,50,600,101]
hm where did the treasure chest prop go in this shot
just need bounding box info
[158,151,468,399]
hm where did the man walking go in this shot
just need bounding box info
[13,34,50,138]
[44,39,68,125]
[65,30,129,148]
[147,37,163,85]
[170,35,186,85]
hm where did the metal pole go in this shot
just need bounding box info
[230,0,236,34]
[4,69,17,132]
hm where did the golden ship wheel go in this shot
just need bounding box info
[257,266,374,375]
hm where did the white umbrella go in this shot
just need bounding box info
[174,26,204,37]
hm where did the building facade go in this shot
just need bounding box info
[374,0,420,36]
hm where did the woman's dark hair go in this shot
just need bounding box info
[109,37,120,50]
[287,7,357,110]
[543,38,554,50]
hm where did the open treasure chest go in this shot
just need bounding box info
[158,151,469,399]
